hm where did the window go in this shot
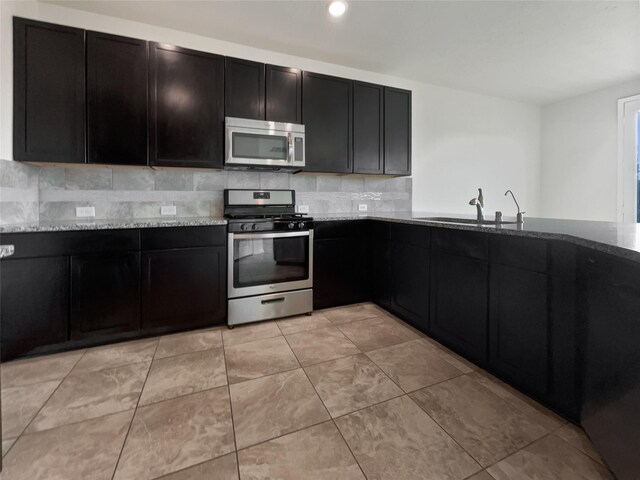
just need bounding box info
[618,95,640,223]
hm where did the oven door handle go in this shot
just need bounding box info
[231,231,311,240]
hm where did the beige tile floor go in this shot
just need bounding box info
[0,303,613,480]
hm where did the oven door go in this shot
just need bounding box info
[228,230,313,298]
[226,126,293,168]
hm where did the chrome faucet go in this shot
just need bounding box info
[504,190,525,224]
[469,188,484,222]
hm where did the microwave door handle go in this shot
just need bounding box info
[288,133,294,164]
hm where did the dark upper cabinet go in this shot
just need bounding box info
[70,251,141,339]
[149,43,224,168]
[303,72,353,173]
[489,264,549,394]
[384,87,411,175]
[225,57,265,120]
[142,246,226,330]
[13,17,85,164]
[0,256,69,361]
[430,230,489,363]
[353,81,384,174]
[266,64,302,124]
[86,31,148,165]
[313,221,369,309]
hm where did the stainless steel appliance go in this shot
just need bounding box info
[225,117,305,171]
[225,189,313,327]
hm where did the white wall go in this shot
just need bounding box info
[540,79,640,221]
[0,0,542,216]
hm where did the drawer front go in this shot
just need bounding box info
[389,223,429,248]
[313,220,366,240]
[431,228,488,261]
[491,235,547,273]
[141,226,226,250]
[3,230,139,259]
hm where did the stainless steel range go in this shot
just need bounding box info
[225,189,313,327]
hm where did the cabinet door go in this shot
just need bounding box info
[390,242,429,332]
[225,57,265,120]
[353,81,383,174]
[13,18,85,163]
[369,221,391,308]
[142,247,226,330]
[384,87,411,175]
[580,253,640,480]
[489,264,549,394]
[87,31,148,165]
[430,251,488,362]
[1,257,69,360]
[70,252,140,339]
[149,43,224,168]
[314,237,369,309]
[302,72,353,173]
[266,65,302,124]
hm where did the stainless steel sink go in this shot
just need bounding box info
[415,216,518,226]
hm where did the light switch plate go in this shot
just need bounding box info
[75,206,95,218]
[297,205,310,214]
[358,204,368,212]
[161,205,177,216]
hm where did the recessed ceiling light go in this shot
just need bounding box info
[328,1,348,18]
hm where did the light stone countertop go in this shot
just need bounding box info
[0,216,227,234]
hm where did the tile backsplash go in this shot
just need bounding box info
[0,159,411,225]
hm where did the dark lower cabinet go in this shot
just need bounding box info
[430,251,489,363]
[303,72,353,173]
[13,17,85,164]
[388,224,430,331]
[142,247,226,329]
[384,87,411,175]
[353,81,383,174]
[313,221,369,309]
[87,31,148,165]
[266,64,302,124]
[149,43,224,168]
[70,252,141,339]
[489,264,549,394]
[580,251,640,480]
[0,257,69,360]
[225,57,265,120]
[369,221,391,308]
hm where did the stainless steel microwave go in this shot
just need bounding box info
[225,117,305,170]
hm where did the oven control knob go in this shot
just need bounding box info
[251,224,258,230]
[298,222,305,229]
[288,222,295,229]
[241,224,249,231]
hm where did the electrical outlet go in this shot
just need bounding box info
[358,203,368,212]
[75,206,95,218]
[297,205,310,214]
[161,205,177,216]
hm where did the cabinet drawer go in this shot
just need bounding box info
[3,230,139,259]
[432,228,488,261]
[491,235,547,273]
[389,223,429,248]
[141,226,226,250]
[313,220,366,240]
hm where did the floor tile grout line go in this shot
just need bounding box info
[5,348,87,454]
[331,417,370,480]
[402,393,485,472]
[110,339,159,480]
[220,329,242,480]
[150,452,237,480]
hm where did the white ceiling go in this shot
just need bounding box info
[46,0,640,105]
